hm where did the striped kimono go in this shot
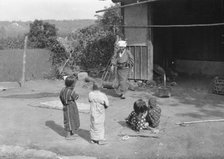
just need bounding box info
[89,90,109,141]
[146,106,161,128]
[59,87,80,133]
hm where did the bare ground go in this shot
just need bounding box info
[0,76,224,159]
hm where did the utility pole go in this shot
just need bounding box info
[21,35,28,86]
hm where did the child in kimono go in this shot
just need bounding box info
[89,82,109,145]
[146,97,161,128]
[59,74,80,140]
[126,99,149,131]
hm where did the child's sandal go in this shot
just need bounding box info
[98,140,108,145]
[90,140,98,144]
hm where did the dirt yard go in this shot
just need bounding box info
[0,76,224,159]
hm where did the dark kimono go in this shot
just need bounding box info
[111,49,134,95]
[59,87,80,132]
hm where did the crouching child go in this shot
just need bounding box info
[126,99,149,131]
[146,97,161,128]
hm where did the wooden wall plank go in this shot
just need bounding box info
[128,45,151,80]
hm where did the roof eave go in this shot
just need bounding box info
[112,0,152,3]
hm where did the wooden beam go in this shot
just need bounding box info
[221,0,224,22]
[112,0,136,3]
[103,22,224,28]
[176,119,224,126]
[96,0,157,13]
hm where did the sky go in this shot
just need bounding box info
[0,0,114,21]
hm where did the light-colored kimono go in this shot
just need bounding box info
[88,90,109,141]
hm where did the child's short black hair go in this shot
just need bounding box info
[133,99,148,114]
[65,75,77,87]
[93,82,101,90]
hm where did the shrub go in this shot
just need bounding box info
[69,25,116,70]
[0,36,25,49]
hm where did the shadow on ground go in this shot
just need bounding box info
[45,120,90,142]
[1,92,59,99]
[159,76,224,119]
[118,120,128,128]
[45,120,65,137]
[100,88,120,98]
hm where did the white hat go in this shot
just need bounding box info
[117,40,127,47]
[63,76,68,80]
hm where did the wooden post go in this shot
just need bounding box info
[21,36,28,86]
[176,119,224,126]
[147,4,153,81]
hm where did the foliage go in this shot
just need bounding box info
[46,4,123,75]
[28,20,57,48]
[47,37,66,66]
[0,20,95,39]
[0,36,25,49]
[69,25,116,69]
[61,4,123,71]
[27,20,70,78]
[96,4,123,38]
[80,4,122,70]
[0,5,123,78]
[27,20,67,66]
[23,5,123,78]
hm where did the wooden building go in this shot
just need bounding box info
[111,0,224,80]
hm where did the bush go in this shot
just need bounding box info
[70,25,116,70]
[0,36,25,49]
[24,5,123,79]
[28,20,57,48]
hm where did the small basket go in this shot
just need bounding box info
[212,76,224,95]
[157,74,171,98]
[158,86,171,97]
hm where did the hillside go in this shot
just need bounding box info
[0,19,95,38]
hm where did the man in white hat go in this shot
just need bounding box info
[111,40,134,99]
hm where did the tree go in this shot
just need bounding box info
[96,4,123,37]
[0,36,25,49]
[61,4,123,70]
[34,5,124,78]
[0,26,6,38]
[72,25,116,69]
[28,20,57,48]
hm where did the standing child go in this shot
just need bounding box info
[59,75,80,140]
[146,97,161,128]
[88,82,109,145]
[126,99,149,131]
